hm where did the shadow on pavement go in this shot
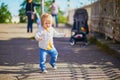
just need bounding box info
[0,38,39,66]
[0,37,120,80]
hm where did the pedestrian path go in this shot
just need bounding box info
[0,62,120,80]
[0,24,120,80]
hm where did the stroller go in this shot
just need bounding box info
[69,8,89,46]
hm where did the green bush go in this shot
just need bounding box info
[58,14,67,24]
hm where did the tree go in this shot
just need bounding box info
[19,0,41,23]
[0,3,12,23]
[44,0,53,13]
[19,7,26,23]
[19,0,67,23]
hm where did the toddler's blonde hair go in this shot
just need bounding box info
[41,13,52,26]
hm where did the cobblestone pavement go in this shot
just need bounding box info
[0,24,120,80]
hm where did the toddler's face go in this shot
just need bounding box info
[43,20,52,29]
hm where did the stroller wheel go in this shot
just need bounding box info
[70,39,76,46]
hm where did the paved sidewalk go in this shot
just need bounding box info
[0,23,120,80]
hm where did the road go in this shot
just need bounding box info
[0,24,120,80]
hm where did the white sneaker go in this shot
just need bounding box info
[53,66,57,70]
[42,70,48,73]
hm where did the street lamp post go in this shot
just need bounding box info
[41,0,44,14]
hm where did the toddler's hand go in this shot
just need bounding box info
[38,37,43,41]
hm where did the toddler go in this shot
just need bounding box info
[35,13,65,73]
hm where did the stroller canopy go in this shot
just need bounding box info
[74,8,88,21]
[72,8,89,34]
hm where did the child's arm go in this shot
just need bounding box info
[35,29,43,41]
[53,28,66,37]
